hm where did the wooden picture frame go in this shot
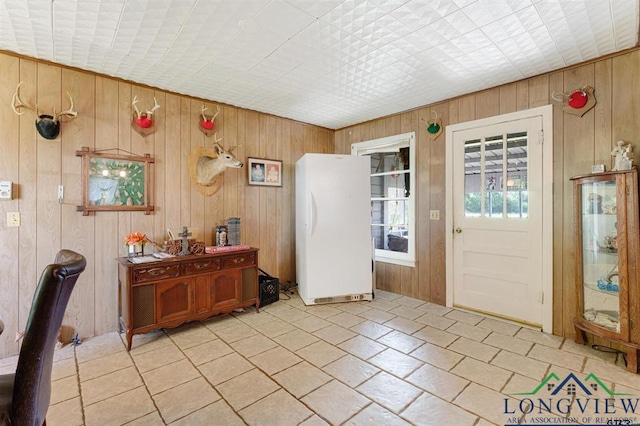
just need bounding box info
[76,147,155,215]
[247,157,282,187]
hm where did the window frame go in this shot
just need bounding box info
[352,132,416,267]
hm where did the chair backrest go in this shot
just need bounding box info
[11,250,86,425]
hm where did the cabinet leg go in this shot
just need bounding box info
[255,301,260,313]
[626,348,639,373]
[126,332,133,351]
[574,325,587,345]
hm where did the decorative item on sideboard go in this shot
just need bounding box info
[226,217,241,246]
[124,232,148,257]
[216,225,228,247]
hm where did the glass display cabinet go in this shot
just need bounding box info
[572,168,640,373]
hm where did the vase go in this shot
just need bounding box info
[128,242,144,257]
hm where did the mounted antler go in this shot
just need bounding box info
[55,91,78,121]
[211,133,243,153]
[132,95,142,119]
[11,81,38,117]
[146,97,160,116]
[212,132,223,148]
[132,95,161,130]
[11,81,77,140]
[199,105,220,134]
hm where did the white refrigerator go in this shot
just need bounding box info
[295,153,373,305]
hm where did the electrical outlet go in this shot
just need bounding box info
[429,210,440,220]
[7,212,20,227]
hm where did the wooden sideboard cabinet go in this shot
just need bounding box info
[571,169,640,372]
[117,248,259,350]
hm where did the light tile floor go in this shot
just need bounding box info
[2,290,639,425]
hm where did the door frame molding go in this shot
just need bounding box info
[445,105,554,333]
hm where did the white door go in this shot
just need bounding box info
[451,116,544,327]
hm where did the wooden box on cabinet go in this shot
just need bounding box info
[117,248,259,350]
[571,169,640,372]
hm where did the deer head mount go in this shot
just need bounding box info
[11,81,78,140]
[131,95,160,136]
[188,134,244,196]
[199,105,220,136]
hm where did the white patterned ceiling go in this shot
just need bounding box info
[0,0,637,129]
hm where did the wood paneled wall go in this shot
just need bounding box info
[0,52,333,358]
[2,47,640,357]
[335,48,640,340]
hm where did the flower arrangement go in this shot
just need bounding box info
[124,232,148,246]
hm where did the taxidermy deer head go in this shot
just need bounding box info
[195,134,243,186]
[200,105,220,135]
[132,95,160,128]
[11,81,77,140]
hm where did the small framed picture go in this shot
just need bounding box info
[247,157,282,187]
[592,164,605,173]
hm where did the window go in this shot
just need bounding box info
[352,132,416,267]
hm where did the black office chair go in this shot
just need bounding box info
[0,250,86,426]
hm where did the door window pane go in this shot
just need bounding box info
[485,191,504,217]
[506,132,528,218]
[464,139,481,217]
[484,136,504,218]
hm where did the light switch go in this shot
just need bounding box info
[430,210,440,220]
[7,212,20,227]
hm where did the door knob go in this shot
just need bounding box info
[454,227,462,233]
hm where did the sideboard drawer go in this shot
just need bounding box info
[222,253,256,269]
[182,258,221,275]
[133,264,181,283]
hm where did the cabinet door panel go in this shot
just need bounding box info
[156,278,194,323]
[211,270,241,309]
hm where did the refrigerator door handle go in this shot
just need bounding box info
[309,192,317,236]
